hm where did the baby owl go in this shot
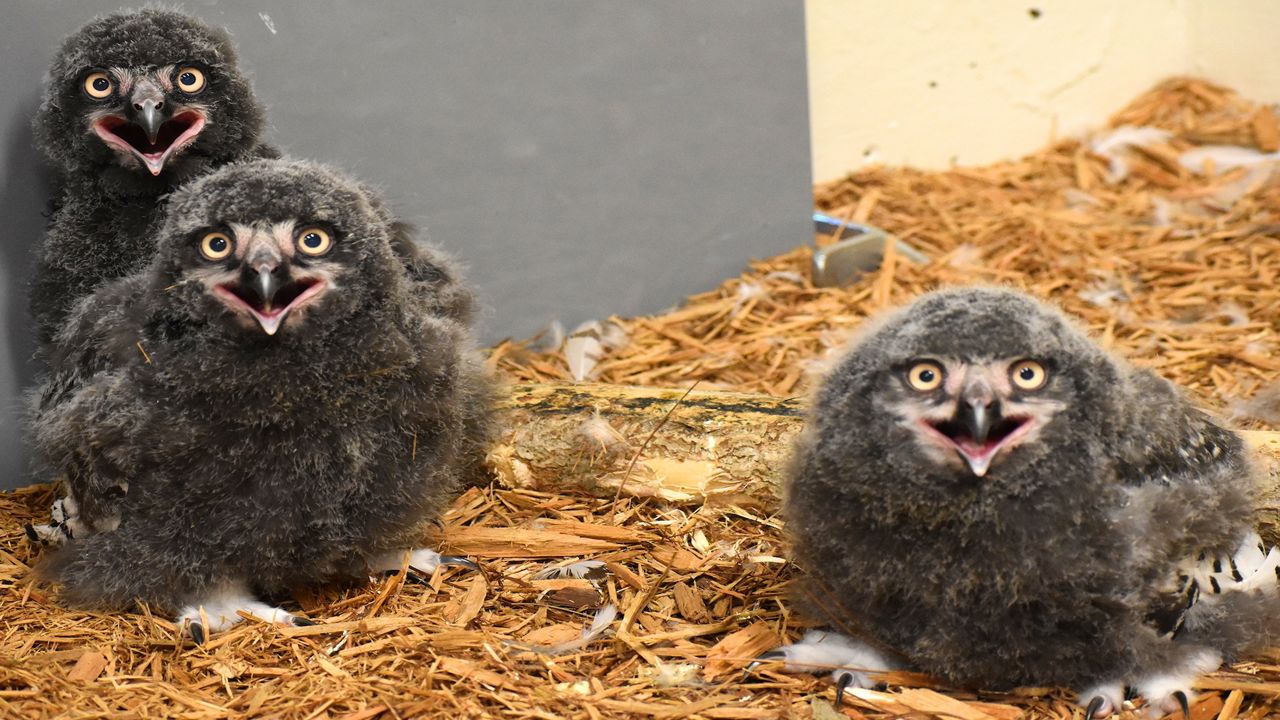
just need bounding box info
[32,159,495,642]
[763,287,1280,718]
[30,8,273,345]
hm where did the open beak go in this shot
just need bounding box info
[921,401,1035,477]
[213,264,328,336]
[92,107,206,176]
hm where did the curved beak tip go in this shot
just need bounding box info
[256,269,276,306]
[139,106,163,145]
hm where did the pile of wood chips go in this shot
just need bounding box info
[4,77,1280,719]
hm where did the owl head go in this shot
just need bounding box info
[34,8,264,189]
[813,287,1121,486]
[149,159,406,340]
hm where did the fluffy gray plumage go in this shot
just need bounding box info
[30,8,273,345]
[32,159,494,626]
[780,287,1280,712]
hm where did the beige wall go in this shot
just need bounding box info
[807,1,1278,182]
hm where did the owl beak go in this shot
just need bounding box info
[134,98,165,146]
[213,259,329,336]
[923,399,1033,477]
[958,400,994,446]
[92,82,206,177]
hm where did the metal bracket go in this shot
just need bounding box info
[811,212,928,288]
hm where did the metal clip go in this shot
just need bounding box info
[811,213,928,288]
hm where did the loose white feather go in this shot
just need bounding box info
[509,603,618,656]
[1090,125,1172,182]
[563,320,628,381]
[1179,145,1280,175]
[532,559,607,581]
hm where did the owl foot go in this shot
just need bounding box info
[1132,649,1220,718]
[375,547,480,584]
[1078,684,1125,720]
[24,496,93,547]
[177,584,313,645]
[748,630,895,707]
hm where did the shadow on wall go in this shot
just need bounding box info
[0,92,52,489]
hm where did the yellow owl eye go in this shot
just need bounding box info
[175,67,205,93]
[1011,359,1048,390]
[83,71,113,99]
[199,231,234,261]
[296,227,332,256]
[907,361,944,391]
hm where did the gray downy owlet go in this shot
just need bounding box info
[30,8,275,346]
[761,287,1280,719]
[31,159,495,642]
[26,9,475,545]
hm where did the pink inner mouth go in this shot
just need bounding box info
[920,415,1034,476]
[93,110,206,176]
[213,278,327,336]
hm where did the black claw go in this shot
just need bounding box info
[835,671,855,709]
[23,524,38,542]
[383,568,428,585]
[744,649,786,675]
[291,616,316,627]
[1173,690,1190,720]
[189,622,205,646]
[437,555,480,572]
[1083,695,1106,720]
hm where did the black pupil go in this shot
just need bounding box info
[1020,367,1035,380]
[918,369,935,383]
[181,72,196,86]
[304,233,322,248]
[92,77,109,91]
[208,237,227,253]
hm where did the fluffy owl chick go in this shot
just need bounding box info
[30,8,272,344]
[765,287,1280,718]
[33,159,495,642]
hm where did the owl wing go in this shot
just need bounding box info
[30,277,151,538]
[37,275,148,413]
[1111,369,1275,637]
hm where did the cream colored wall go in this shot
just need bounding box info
[807,0,1279,183]
[1189,3,1280,105]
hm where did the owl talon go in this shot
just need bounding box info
[437,555,480,572]
[1173,690,1190,720]
[1079,684,1123,720]
[834,670,857,709]
[1083,696,1108,720]
[746,649,786,671]
[189,622,206,646]
[292,616,316,627]
[374,548,479,579]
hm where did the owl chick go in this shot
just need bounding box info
[763,287,1280,718]
[30,8,273,345]
[32,159,495,641]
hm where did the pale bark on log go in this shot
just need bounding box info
[489,383,804,508]
[491,383,1280,541]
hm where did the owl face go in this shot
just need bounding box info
[888,356,1065,477]
[36,9,262,178]
[184,221,343,336]
[822,288,1115,484]
[154,160,403,338]
[77,63,210,176]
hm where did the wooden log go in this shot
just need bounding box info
[491,383,1280,543]
[489,383,804,508]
